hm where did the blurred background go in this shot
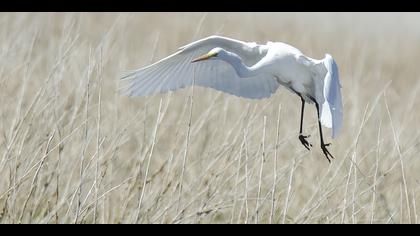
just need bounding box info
[0,12,419,223]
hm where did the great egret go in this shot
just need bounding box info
[120,36,343,162]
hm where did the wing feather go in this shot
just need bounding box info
[119,35,279,99]
[296,53,343,139]
[321,54,343,139]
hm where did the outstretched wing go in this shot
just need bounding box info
[119,35,279,99]
[320,54,343,139]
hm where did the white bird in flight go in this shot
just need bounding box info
[120,35,343,162]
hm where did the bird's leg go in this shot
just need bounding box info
[315,102,334,162]
[298,95,312,150]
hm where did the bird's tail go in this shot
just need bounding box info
[320,54,343,139]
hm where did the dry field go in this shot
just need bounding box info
[0,12,419,224]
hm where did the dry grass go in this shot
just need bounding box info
[0,12,419,224]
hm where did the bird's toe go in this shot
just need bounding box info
[320,143,334,162]
[299,134,313,150]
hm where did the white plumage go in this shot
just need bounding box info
[320,54,343,139]
[120,36,279,99]
[120,35,343,162]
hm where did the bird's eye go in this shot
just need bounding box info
[212,52,218,57]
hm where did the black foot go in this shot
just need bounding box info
[321,143,334,163]
[299,134,312,151]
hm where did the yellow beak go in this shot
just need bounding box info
[191,53,215,63]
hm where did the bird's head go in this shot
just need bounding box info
[191,47,224,63]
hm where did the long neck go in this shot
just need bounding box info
[221,52,262,78]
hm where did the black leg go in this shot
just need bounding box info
[298,96,312,150]
[314,102,334,162]
[299,96,305,134]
